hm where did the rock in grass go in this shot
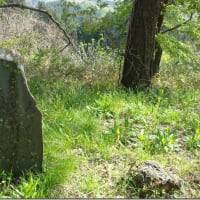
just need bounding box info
[0,48,43,177]
[127,160,182,197]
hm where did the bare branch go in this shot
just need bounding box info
[161,13,193,34]
[0,3,76,52]
[60,43,71,52]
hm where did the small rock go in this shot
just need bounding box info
[127,160,182,194]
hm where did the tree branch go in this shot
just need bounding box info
[161,13,193,34]
[0,3,75,53]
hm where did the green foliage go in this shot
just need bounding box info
[78,0,132,48]
[13,174,41,198]
[87,94,115,118]
[151,128,177,153]
[101,0,132,47]
[159,0,200,67]
[0,0,200,198]
[186,120,200,150]
[59,0,80,35]
[134,128,176,154]
[186,129,200,150]
[1,0,25,3]
[0,170,13,198]
[157,34,199,66]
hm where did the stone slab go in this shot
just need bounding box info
[0,48,43,176]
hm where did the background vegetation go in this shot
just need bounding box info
[0,0,199,198]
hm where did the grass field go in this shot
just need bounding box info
[0,52,200,198]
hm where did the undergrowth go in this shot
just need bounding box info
[0,46,200,198]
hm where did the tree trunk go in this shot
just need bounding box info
[150,40,163,76]
[151,0,169,76]
[121,0,163,89]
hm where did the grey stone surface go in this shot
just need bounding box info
[130,160,181,192]
[0,48,43,176]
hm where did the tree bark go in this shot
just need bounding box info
[151,0,169,76]
[150,40,162,76]
[121,0,163,89]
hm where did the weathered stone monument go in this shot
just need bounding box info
[0,48,43,176]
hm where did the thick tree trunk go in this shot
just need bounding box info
[121,0,163,89]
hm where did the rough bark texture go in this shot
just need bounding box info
[121,0,163,89]
[0,48,43,177]
[151,0,169,76]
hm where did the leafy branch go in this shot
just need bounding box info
[161,13,194,34]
